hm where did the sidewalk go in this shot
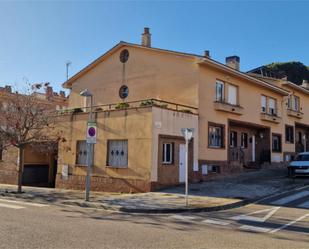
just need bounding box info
[0,168,308,213]
[0,184,244,213]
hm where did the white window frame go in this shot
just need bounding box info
[209,126,223,148]
[229,131,237,148]
[162,143,173,164]
[261,95,267,113]
[215,81,224,102]
[293,96,300,112]
[241,132,248,149]
[268,97,276,115]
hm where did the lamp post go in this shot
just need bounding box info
[80,89,94,202]
[181,128,194,207]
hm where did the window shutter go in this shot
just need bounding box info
[228,85,237,105]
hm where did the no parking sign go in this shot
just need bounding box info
[87,121,97,144]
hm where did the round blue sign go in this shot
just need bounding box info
[88,127,96,137]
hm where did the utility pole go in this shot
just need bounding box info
[66,61,71,82]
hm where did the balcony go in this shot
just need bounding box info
[287,108,303,119]
[214,101,244,115]
[260,112,281,124]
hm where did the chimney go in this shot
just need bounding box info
[59,91,66,98]
[301,79,309,90]
[45,86,53,99]
[4,85,12,93]
[141,27,151,47]
[204,50,210,58]
[226,56,240,70]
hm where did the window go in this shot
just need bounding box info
[288,95,300,112]
[285,125,294,143]
[272,134,282,152]
[76,140,87,165]
[229,131,237,148]
[227,85,237,105]
[241,133,248,148]
[162,143,174,164]
[295,154,309,161]
[261,95,267,113]
[268,97,276,115]
[216,81,224,102]
[209,124,224,148]
[107,140,128,167]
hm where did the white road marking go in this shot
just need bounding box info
[271,191,309,205]
[231,207,280,222]
[298,200,309,209]
[202,219,230,226]
[269,214,309,233]
[0,202,25,209]
[170,215,196,221]
[0,198,48,207]
[240,225,271,233]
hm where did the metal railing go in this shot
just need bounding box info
[229,146,245,163]
[57,98,198,116]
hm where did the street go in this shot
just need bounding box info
[0,187,308,249]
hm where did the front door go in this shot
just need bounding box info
[179,144,186,183]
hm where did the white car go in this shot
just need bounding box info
[288,152,309,177]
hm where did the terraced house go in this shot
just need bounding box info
[56,28,309,193]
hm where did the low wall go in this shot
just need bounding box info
[55,174,152,193]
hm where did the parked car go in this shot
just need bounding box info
[288,152,309,177]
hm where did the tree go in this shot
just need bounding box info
[266,62,309,85]
[0,86,61,193]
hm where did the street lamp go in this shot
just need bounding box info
[80,89,94,202]
[181,128,194,207]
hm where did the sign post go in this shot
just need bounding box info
[181,128,194,207]
[85,121,96,202]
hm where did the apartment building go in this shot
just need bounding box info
[0,85,67,187]
[55,28,309,192]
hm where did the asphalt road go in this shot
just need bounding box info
[0,187,308,249]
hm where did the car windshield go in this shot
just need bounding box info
[295,154,309,161]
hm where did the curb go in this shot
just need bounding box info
[0,190,252,214]
[1,183,308,214]
[61,198,252,214]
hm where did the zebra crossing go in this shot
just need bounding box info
[168,188,309,235]
[0,198,48,210]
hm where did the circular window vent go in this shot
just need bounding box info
[119,49,129,63]
[119,85,129,99]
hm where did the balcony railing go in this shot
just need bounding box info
[57,99,198,116]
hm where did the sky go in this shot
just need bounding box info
[0,0,308,93]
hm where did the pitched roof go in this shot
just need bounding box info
[62,42,289,95]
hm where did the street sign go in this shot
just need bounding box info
[181,128,195,141]
[87,121,97,144]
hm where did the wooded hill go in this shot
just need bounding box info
[265,62,309,85]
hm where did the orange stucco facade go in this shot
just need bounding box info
[55,34,309,192]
